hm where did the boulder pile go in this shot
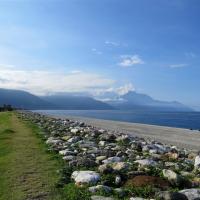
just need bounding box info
[18,111,200,200]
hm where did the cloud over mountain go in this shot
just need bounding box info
[0,65,115,95]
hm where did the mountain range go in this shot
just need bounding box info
[107,91,192,111]
[0,88,193,111]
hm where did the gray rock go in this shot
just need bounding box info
[91,196,115,200]
[46,137,62,145]
[134,159,157,167]
[179,189,200,200]
[156,191,188,200]
[63,155,75,161]
[89,185,112,194]
[68,136,80,143]
[59,149,76,156]
[102,156,122,164]
[111,162,129,172]
[115,175,122,185]
[98,164,113,174]
[70,128,79,134]
[162,169,181,186]
[194,155,200,169]
[114,188,126,198]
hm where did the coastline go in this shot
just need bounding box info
[45,113,200,150]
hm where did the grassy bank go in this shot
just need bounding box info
[0,112,65,200]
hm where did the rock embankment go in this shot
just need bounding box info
[18,111,200,200]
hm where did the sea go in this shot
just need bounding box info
[34,110,200,130]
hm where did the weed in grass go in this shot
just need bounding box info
[125,185,156,198]
[63,183,91,200]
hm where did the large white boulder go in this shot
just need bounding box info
[71,171,100,185]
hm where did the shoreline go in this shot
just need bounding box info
[44,113,200,150]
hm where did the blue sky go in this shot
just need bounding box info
[0,0,199,109]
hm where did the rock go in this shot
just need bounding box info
[88,185,112,194]
[102,156,122,164]
[69,158,97,168]
[68,136,80,143]
[194,155,200,169]
[164,162,176,167]
[116,134,130,143]
[111,162,129,172]
[134,159,157,167]
[156,191,188,200]
[162,169,180,186]
[91,196,115,200]
[62,136,71,141]
[188,152,197,160]
[96,156,107,163]
[46,137,62,145]
[71,128,79,134]
[99,133,116,142]
[168,152,179,159]
[63,155,75,161]
[71,171,100,185]
[99,141,106,146]
[114,188,126,198]
[59,149,76,156]
[179,189,200,200]
[115,175,122,185]
[98,164,113,174]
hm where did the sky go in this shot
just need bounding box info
[0,0,200,109]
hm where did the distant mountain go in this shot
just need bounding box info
[0,88,53,109]
[0,88,192,111]
[41,94,113,110]
[0,88,113,110]
[107,91,193,111]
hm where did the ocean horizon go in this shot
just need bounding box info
[34,109,200,130]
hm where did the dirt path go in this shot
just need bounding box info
[0,112,62,200]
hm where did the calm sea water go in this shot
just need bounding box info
[34,110,200,130]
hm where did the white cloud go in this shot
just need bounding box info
[0,64,15,70]
[91,83,135,101]
[91,48,102,55]
[169,63,188,68]
[105,40,119,46]
[0,66,115,95]
[119,55,144,67]
[70,70,82,74]
[116,83,135,95]
[185,52,196,58]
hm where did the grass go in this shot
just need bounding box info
[0,112,65,200]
